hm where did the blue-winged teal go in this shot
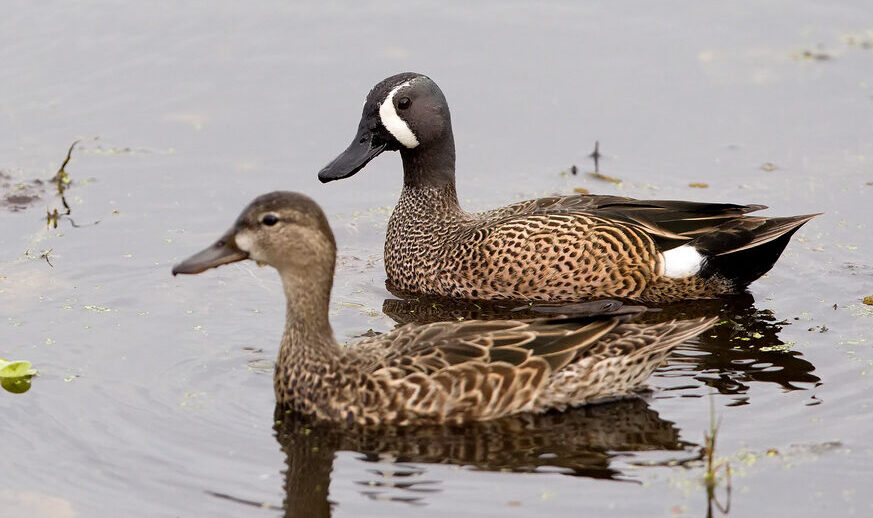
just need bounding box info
[318,72,818,303]
[173,191,715,425]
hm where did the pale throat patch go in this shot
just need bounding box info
[661,245,704,278]
[379,81,420,149]
[234,231,254,253]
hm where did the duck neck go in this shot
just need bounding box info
[398,137,462,215]
[400,133,457,188]
[278,267,337,361]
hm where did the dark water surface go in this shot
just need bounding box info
[2,1,872,517]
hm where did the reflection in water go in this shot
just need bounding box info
[0,171,44,212]
[0,376,33,394]
[272,398,688,518]
[381,293,635,324]
[382,293,819,400]
[0,141,81,217]
[0,140,99,224]
[653,297,821,400]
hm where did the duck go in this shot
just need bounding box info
[172,191,716,425]
[317,72,819,303]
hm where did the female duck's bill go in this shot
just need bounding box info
[171,232,248,275]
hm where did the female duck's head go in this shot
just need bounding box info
[318,72,454,184]
[172,191,336,280]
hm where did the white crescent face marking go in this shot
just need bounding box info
[379,81,420,149]
[661,245,704,278]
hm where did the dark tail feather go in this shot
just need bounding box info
[696,213,819,287]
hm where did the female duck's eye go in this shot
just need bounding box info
[261,214,279,226]
[397,97,411,110]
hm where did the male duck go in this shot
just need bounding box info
[172,191,715,425]
[318,72,818,303]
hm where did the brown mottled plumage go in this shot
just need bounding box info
[318,72,819,303]
[173,191,716,425]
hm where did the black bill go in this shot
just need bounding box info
[317,120,389,183]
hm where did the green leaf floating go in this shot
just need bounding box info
[0,360,36,394]
[0,360,36,378]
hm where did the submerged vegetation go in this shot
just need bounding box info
[703,397,731,517]
[46,140,78,229]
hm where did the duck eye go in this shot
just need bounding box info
[261,214,279,226]
[397,97,411,110]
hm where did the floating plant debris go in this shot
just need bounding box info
[588,171,622,184]
[0,359,37,394]
[0,360,36,378]
[45,140,100,229]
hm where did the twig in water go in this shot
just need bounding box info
[51,140,79,195]
[40,249,54,268]
[588,140,601,173]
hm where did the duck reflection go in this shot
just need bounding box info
[273,397,687,517]
[382,293,819,399]
[649,296,820,398]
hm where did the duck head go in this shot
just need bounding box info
[172,191,336,279]
[318,72,453,183]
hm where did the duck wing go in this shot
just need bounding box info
[351,314,714,421]
[355,315,626,376]
[485,194,767,251]
[350,316,626,421]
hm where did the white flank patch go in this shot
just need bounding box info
[662,245,704,278]
[379,81,420,149]
[234,232,253,253]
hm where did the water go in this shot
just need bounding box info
[1,1,872,516]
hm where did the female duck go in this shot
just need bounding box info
[318,73,817,303]
[173,192,714,425]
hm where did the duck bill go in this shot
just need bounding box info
[172,231,248,275]
[318,125,388,183]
